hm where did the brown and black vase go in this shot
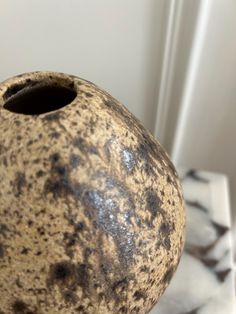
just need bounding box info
[0,71,185,314]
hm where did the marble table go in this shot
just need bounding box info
[151,169,236,314]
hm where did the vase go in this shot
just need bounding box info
[0,71,185,314]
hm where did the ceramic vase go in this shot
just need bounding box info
[0,72,185,314]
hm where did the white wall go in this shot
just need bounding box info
[0,0,169,131]
[154,0,201,149]
[166,0,236,248]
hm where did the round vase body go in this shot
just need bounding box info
[0,72,185,314]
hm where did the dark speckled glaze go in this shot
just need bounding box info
[0,72,185,314]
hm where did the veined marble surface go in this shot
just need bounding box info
[151,169,236,314]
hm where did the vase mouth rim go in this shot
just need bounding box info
[0,71,80,115]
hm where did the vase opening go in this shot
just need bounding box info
[3,81,77,115]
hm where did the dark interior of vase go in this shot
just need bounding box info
[3,83,77,115]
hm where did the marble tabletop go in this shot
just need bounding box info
[150,169,236,314]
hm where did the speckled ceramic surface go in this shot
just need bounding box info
[0,72,185,314]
